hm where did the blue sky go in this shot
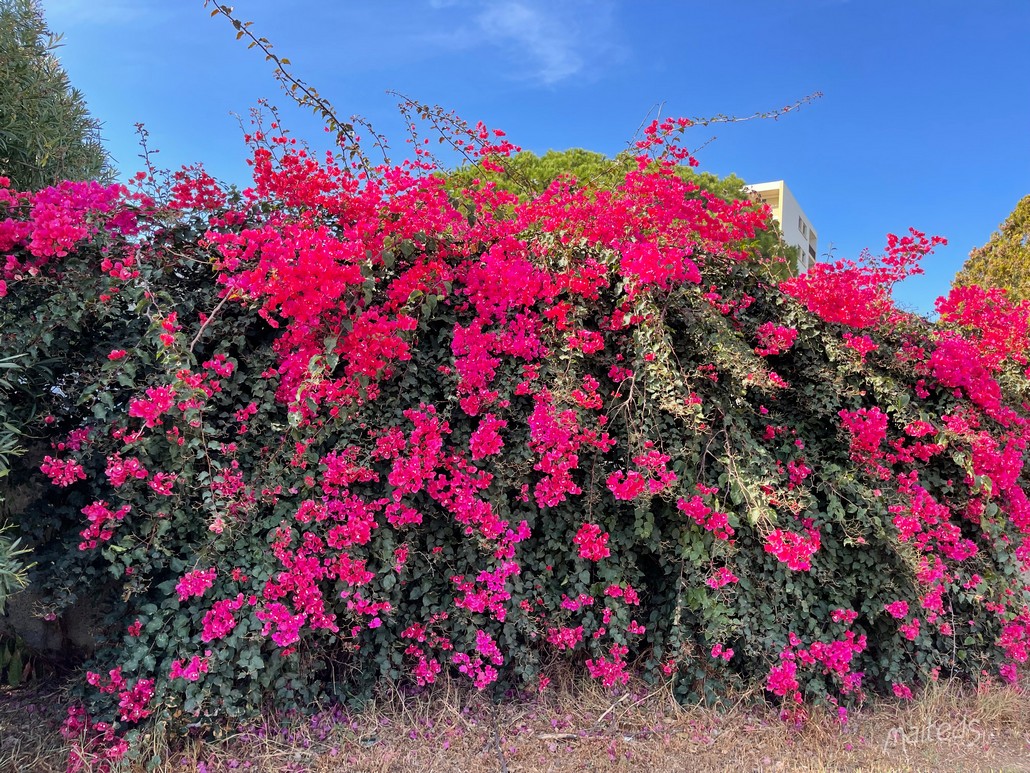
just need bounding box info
[41,0,1030,316]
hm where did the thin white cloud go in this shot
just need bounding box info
[476,2,583,85]
[425,0,618,86]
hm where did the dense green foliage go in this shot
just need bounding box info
[0,0,113,614]
[2,116,1030,770]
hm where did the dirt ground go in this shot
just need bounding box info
[2,676,1029,772]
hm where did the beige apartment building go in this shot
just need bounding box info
[747,180,818,274]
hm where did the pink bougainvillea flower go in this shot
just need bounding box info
[573,523,611,561]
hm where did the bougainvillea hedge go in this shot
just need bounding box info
[2,115,1030,769]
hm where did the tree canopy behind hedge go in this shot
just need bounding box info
[444,147,802,279]
[953,194,1030,304]
[0,0,112,191]
[2,113,1030,770]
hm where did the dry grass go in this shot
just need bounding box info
[2,675,1030,773]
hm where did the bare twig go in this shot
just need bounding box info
[594,692,630,727]
[690,92,823,127]
[204,3,388,173]
[490,701,510,773]
[189,292,233,353]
